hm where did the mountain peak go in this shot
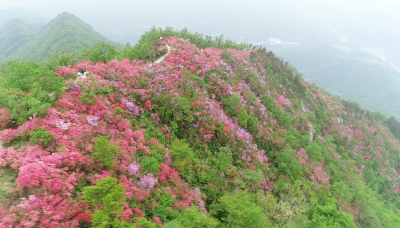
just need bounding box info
[46,12,89,29]
[55,12,81,21]
[4,12,119,62]
[1,18,30,31]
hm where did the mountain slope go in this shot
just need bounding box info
[0,18,36,63]
[271,42,400,120]
[0,32,400,227]
[11,12,119,62]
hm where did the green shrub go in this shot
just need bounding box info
[83,177,127,228]
[210,191,268,228]
[223,94,249,127]
[91,136,121,169]
[31,127,53,145]
[170,139,195,171]
[0,60,64,125]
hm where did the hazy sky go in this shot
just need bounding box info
[1,0,399,20]
[0,0,399,52]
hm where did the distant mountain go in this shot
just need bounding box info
[269,38,400,119]
[0,7,48,29]
[0,19,36,63]
[9,12,120,62]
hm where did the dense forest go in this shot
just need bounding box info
[1,27,400,227]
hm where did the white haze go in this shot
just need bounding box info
[0,0,398,50]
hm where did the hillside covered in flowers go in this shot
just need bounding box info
[1,28,400,227]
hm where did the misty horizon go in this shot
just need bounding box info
[1,0,400,118]
[1,1,399,51]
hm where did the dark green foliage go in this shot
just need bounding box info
[308,189,356,228]
[113,220,136,228]
[363,168,379,191]
[171,97,192,122]
[0,167,18,204]
[292,74,307,94]
[81,42,117,63]
[386,116,400,141]
[114,107,124,116]
[342,100,361,114]
[149,192,174,221]
[223,94,249,126]
[144,124,167,145]
[212,147,234,174]
[221,50,235,66]
[79,78,113,105]
[30,127,53,145]
[275,110,294,128]
[169,139,195,171]
[262,95,276,112]
[47,48,81,70]
[82,177,128,228]
[284,128,300,148]
[0,60,64,125]
[91,137,121,169]
[246,115,259,135]
[276,150,303,181]
[210,191,268,228]
[174,207,220,228]
[269,181,308,227]
[134,218,157,228]
[306,141,327,162]
[315,107,328,122]
[137,146,165,175]
[237,169,265,191]
[152,94,192,123]
[162,220,185,228]
[223,95,241,116]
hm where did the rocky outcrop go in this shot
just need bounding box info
[308,122,315,142]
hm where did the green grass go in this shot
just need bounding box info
[0,167,17,204]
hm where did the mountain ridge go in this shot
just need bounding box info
[0,12,120,64]
[0,18,36,63]
[0,29,400,227]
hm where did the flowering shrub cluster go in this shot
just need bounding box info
[0,32,399,227]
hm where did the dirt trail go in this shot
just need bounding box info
[148,45,171,67]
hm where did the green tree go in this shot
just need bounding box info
[81,42,117,63]
[223,94,249,126]
[210,191,268,228]
[31,127,53,145]
[269,180,308,227]
[91,136,121,169]
[0,60,64,125]
[83,177,131,228]
[169,139,195,171]
[305,141,326,162]
[175,207,219,228]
